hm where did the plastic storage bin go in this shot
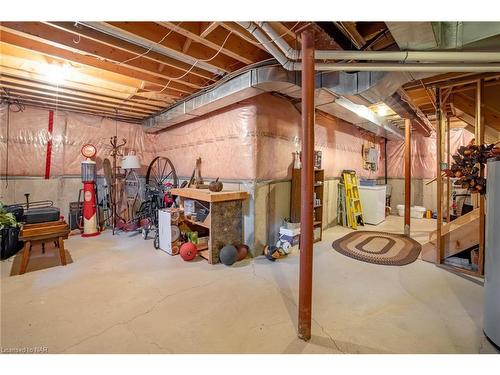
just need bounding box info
[410,206,426,218]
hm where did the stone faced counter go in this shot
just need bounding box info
[170,188,249,264]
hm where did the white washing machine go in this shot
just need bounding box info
[484,157,500,347]
[359,185,387,225]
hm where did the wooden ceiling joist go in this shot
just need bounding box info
[20,102,143,124]
[199,22,219,38]
[44,22,218,83]
[0,24,204,94]
[1,81,156,115]
[158,22,269,65]
[0,30,193,99]
[5,96,144,122]
[0,21,295,122]
[0,67,168,110]
[218,22,269,52]
[105,22,242,73]
[2,88,153,118]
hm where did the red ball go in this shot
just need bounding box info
[180,242,197,261]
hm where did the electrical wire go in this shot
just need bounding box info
[117,22,182,66]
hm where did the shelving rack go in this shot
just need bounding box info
[290,168,324,242]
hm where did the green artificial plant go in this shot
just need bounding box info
[0,202,20,230]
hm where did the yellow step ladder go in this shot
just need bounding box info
[342,170,364,229]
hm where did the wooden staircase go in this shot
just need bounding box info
[421,208,480,263]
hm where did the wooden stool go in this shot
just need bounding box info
[19,221,70,275]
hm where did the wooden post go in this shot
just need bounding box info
[436,87,444,264]
[298,27,315,342]
[404,118,411,236]
[476,79,485,275]
[446,116,451,223]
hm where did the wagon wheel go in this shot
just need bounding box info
[145,157,178,191]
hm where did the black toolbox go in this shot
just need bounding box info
[24,207,61,224]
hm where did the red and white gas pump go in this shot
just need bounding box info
[81,144,100,237]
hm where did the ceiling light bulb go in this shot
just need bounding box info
[43,63,69,84]
[378,106,388,116]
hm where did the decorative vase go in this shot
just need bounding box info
[293,151,301,169]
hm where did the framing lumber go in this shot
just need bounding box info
[218,22,269,52]
[0,71,166,111]
[45,22,217,82]
[436,87,444,264]
[0,24,201,94]
[106,22,239,73]
[200,22,219,38]
[0,29,192,98]
[476,80,485,276]
[7,92,148,118]
[158,22,269,65]
[404,118,411,236]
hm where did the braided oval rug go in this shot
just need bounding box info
[332,231,422,266]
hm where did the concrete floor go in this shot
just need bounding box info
[1,216,498,354]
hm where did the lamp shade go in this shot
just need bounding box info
[121,155,141,169]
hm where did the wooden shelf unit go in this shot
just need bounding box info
[171,188,248,264]
[290,169,325,242]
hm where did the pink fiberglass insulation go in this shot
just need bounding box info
[385,128,474,179]
[0,104,157,177]
[254,93,385,181]
[3,93,472,182]
[152,99,257,180]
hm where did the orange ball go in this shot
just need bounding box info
[180,242,197,261]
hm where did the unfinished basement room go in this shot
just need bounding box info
[1,2,500,368]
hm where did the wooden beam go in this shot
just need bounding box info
[453,93,500,131]
[271,22,299,44]
[182,37,192,53]
[476,80,485,276]
[404,118,411,236]
[159,22,268,65]
[45,22,217,82]
[106,22,240,73]
[0,68,167,111]
[0,24,203,93]
[436,87,444,264]
[0,42,144,94]
[336,22,366,49]
[0,31,190,100]
[200,22,219,38]
[9,96,144,121]
[218,22,268,52]
[446,116,451,224]
[1,85,155,116]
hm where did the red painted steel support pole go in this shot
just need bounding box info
[44,110,54,179]
[404,118,411,236]
[298,28,315,341]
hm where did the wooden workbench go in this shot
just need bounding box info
[171,188,248,264]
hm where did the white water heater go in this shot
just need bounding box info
[484,156,500,348]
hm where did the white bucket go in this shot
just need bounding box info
[411,206,426,219]
[397,204,405,217]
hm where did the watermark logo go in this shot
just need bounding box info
[0,346,48,354]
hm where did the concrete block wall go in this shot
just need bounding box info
[0,176,258,255]
[252,177,341,253]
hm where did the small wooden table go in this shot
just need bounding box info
[18,220,70,275]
